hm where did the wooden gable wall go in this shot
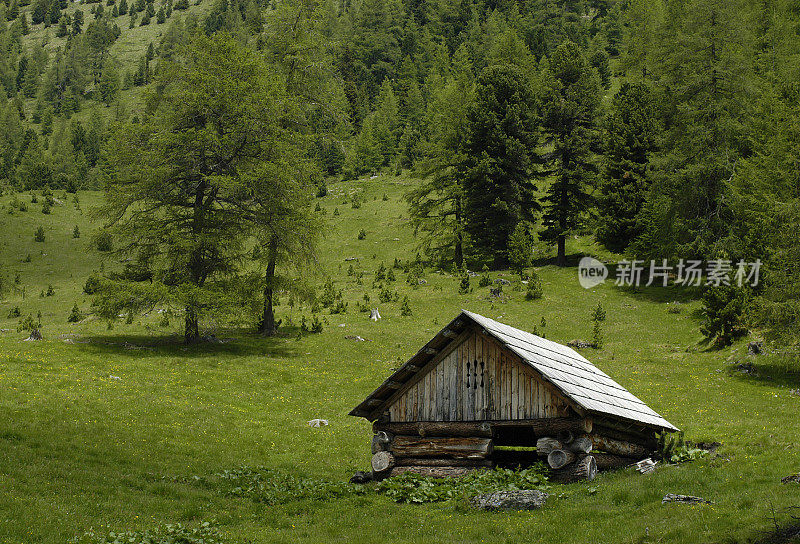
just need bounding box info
[386,327,573,422]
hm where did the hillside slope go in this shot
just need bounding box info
[0,178,798,543]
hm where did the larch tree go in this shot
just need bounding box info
[407,44,475,269]
[632,0,754,260]
[254,0,347,336]
[99,34,289,343]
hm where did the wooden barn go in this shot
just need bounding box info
[350,310,678,482]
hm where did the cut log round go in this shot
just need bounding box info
[371,451,396,473]
[588,435,650,458]
[374,421,493,438]
[547,449,576,469]
[568,436,593,454]
[371,431,392,454]
[536,437,564,456]
[556,430,575,445]
[551,455,597,483]
[389,436,493,459]
[395,457,494,467]
[389,466,475,479]
[593,452,636,471]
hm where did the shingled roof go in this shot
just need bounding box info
[350,310,678,432]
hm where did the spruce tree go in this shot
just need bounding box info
[408,45,475,268]
[596,82,660,252]
[539,41,601,266]
[462,63,540,267]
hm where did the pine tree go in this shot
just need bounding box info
[539,41,601,266]
[118,0,127,15]
[156,5,164,23]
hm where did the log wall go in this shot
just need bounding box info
[386,329,572,422]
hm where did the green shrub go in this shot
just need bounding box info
[378,286,398,303]
[592,319,603,349]
[700,285,749,347]
[400,295,412,316]
[72,225,80,238]
[96,231,114,252]
[357,228,366,240]
[72,522,222,544]
[34,226,45,242]
[478,269,491,288]
[459,271,470,294]
[330,300,348,314]
[377,466,549,504]
[374,262,386,281]
[18,314,38,332]
[656,431,708,464]
[214,466,363,505]
[591,302,606,322]
[67,304,85,323]
[300,315,323,334]
[525,270,543,300]
[46,284,55,297]
[84,275,101,294]
[7,306,21,318]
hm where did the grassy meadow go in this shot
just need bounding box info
[1,176,799,543]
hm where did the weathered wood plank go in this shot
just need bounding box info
[389,435,494,459]
[374,421,493,438]
[394,457,494,467]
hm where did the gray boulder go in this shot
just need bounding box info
[470,490,549,511]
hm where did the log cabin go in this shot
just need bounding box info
[350,310,678,482]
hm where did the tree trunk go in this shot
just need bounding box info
[556,234,566,267]
[389,466,475,479]
[259,236,279,336]
[547,449,576,469]
[184,306,199,344]
[389,436,493,459]
[374,421,493,438]
[593,452,636,471]
[454,196,464,269]
[551,455,597,483]
[371,451,395,473]
[587,434,650,458]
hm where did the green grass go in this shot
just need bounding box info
[1,177,799,543]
